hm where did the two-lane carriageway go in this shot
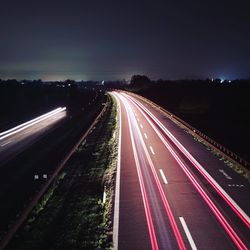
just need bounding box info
[112,91,249,250]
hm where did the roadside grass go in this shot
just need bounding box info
[7,94,118,250]
[191,134,250,181]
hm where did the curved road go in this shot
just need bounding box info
[112,91,249,250]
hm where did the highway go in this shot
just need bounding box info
[0,107,67,165]
[112,91,250,250]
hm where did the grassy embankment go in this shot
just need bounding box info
[7,94,118,250]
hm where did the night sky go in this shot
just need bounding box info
[1,0,250,81]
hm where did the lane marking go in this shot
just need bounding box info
[159,169,168,184]
[140,124,144,129]
[1,140,13,147]
[219,169,232,180]
[228,184,244,187]
[137,118,140,122]
[144,133,148,139]
[179,217,197,250]
[150,146,155,155]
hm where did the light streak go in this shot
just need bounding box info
[0,107,66,140]
[118,93,185,250]
[117,93,159,250]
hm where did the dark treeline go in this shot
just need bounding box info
[0,79,97,131]
[1,76,249,161]
[127,75,250,162]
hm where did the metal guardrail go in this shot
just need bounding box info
[127,91,250,173]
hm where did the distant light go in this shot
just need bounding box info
[228,80,231,83]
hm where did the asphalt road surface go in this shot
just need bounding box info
[112,91,249,250]
[0,108,67,166]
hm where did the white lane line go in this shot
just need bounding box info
[1,140,13,147]
[159,169,168,184]
[0,107,66,140]
[144,133,148,139]
[150,146,155,155]
[140,124,143,129]
[137,118,140,122]
[179,217,197,250]
[0,107,63,137]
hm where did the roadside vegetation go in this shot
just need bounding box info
[7,94,118,250]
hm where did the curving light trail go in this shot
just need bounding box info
[0,107,66,141]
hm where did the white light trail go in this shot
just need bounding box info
[0,107,66,141]
[0,107,62,136]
